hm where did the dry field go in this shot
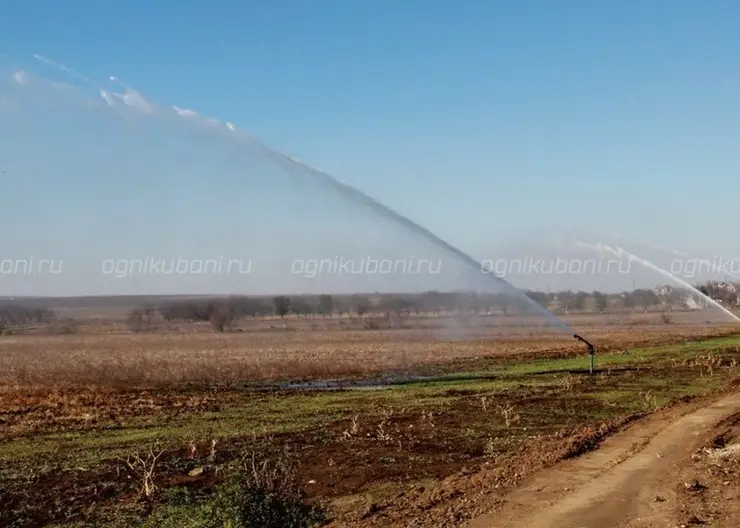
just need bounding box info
[1,310,736,389]
[2,309,740,527]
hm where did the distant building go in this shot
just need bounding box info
[684,297,700,310]
[712,281,737,294]
[701,281,740,307]
[582,295,596,312]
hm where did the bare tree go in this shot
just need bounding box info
[273,296,291,319]
[291,297,314,318]
[353,295,371,318]
[317,294,334,317]
[127,305,156,332]
[208,302,235,332]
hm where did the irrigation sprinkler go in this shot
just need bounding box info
[573,334,596,374]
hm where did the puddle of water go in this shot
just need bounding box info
[238,374,441,392]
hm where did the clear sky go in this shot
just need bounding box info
[2,1,740,296]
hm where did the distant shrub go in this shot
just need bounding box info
[127,306,157,333]
[0,302,55,330]
[209,304,235,333]
[52,318,79,335]
[363,318,382,330]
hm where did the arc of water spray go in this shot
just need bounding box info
[244,140,574,333]
[19,52,577,334]
[573,239,740,324]
[272,154,574,331]
[626,237,740,283]
[32,54,95,86]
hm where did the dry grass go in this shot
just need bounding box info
[0,312,736,389]
[0,330,548,388]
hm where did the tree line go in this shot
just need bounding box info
[0,303,55,334]
[126,283,726,333]
[1,279,735,334]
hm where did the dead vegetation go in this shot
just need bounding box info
[118,443,166,500]
[0,313,737,389]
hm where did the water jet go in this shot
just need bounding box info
[0,53,586,345]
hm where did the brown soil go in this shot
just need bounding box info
[2,326,740,527]
[314,391,740,528]
[463,391,740,528]
[0,379,651,527]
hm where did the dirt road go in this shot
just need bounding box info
[466,392,740,528]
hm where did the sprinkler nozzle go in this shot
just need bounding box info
[573,333,595,355]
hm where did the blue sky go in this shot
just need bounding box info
[2,1,740,295]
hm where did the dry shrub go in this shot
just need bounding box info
[498,404,520,428]
[118,442,166,500]
[559,374,581,391]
